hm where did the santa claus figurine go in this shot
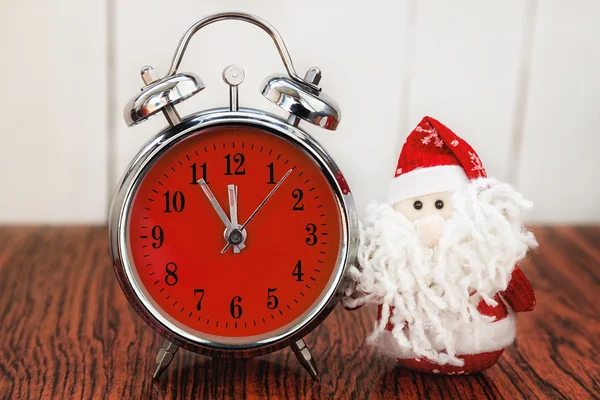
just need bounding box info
[343,116,538,374]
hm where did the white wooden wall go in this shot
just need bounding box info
[1,0,598,224]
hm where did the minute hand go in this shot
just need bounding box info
[197,178,234,230]
[221,168,292,254]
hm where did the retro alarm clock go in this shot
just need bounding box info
[109,11,358,380]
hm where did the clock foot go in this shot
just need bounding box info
[291,338,320,381]
[153,339,179,380]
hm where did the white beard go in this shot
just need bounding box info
[343,178,538,366]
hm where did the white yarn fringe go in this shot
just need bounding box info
[343,178,538,366]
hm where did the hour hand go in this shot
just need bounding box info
[227,184,243,254]
[228,184,239,227]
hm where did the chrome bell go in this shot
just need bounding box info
[124,67,205,127]
[262,67,341,131]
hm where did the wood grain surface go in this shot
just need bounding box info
[0,226,598,399]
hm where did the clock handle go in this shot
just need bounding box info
[165,11,321,93]
[124,11,340,129]
[291,338,320,380]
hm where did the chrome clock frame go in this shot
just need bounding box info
[109,109,358,368]
[112,11,355,380]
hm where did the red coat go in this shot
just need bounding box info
[347,267,535,374]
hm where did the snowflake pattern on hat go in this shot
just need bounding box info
[416,125,444,148]
[469,151,484,173]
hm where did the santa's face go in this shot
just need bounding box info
[351,178,538,309]
[393,191,454,247]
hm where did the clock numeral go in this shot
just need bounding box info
[151,226,164,249]
[190,162,207,184]
[163,190,185,213]
[267,288,279,310]
[165,262,178,286]
[292,189,304,211]
[194,289,205,311]
[224,153,246,175]
[305,223,318,246]
[230,296,243,319]
[266,162,276,184]
[292,260,304,281]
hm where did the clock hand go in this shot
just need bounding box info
[197,179,244,252]
[240,169,292,231]
[221,169,292,254]
[227,184,244,254]
[227,184,239,227]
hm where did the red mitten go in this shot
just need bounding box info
[501,266,536,312]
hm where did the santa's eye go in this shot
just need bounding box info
[435,200,444,209]
[413,200,423,210]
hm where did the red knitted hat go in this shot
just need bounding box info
[386,116,487,205]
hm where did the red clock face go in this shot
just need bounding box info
[127,125,342,342]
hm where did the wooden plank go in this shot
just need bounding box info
[516,0,600,223]
[0,226,598,398]
[0,1,108,223]
[111,1,410,214]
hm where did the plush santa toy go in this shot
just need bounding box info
[343,116,538,374]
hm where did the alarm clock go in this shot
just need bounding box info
[109,11,358,380]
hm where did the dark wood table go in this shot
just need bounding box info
[0,226,598,399]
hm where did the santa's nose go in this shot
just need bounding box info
[415,214,445,247]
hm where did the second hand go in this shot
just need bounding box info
[221,168,293,254]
